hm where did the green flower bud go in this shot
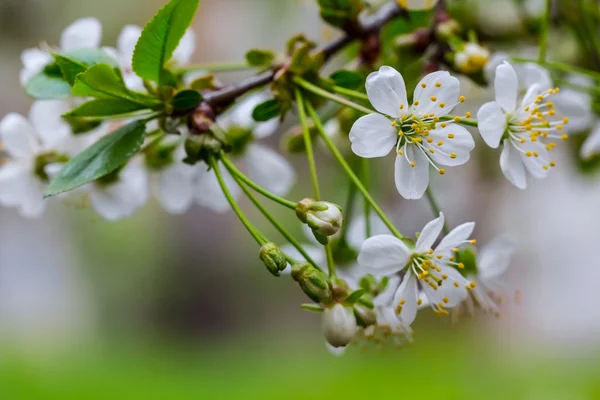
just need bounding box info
[183,134,222,165]
[322,304,357,348]
[291,263,332,304]
[296,198,343,237]
[259,242,288,277]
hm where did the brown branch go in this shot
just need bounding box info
[202,1,406,110]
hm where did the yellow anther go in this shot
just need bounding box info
[417,299,422,306]
[442,274,448,280]
[442,297,449,304]
[435,82,442,88]
[414,100,420,106]
[410,161,415,168]
[520,138,526,143]
[557,125,564,130]
[459,96,466,103]
[524,106,530,112]
[429,148,435,153]
[469,281,477,288]
[422,271,429,277]
[561,134,568,141]
[436,255,443,259]
[434,116,440,122]
[465,111,471,118]
[531,136,537,142]
[440,123,447,128]
[469,239,476,244]
[427,138,433,143]
[542,165,549,170]
[397,149,403,155]
[450,152,457,159]
[533,151,539,157]
[400,299,406,305]
[453,116,461,122]
[563,117,569,124]
[437,140,444,146]
[453,282,460,288]
[439,168,445,175]
[439,102,445,108]
[427,249,434,254]
[546,101,553,108]
[430,96,437,101]
[448,133,455,139]
[525,151,533,157]
[457,262,464,269]
[550,160,556,167]
[452,248,459,253]
[400,104,405,110]
[391,121,397,127]
[548,109,555,116]
[421,82,427,88]
[449,256,454,261]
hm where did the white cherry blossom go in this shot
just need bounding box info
[477,61,567,189]
[20,18,102,85]
[357,212,474,326]
[349,66,474,199]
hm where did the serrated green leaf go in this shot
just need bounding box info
[330,69,363,90]
[45,120,148,197]
[171,89,202,111]
[64,99,150,119]
[25,72,72,100]
[132,0,200,84]
[54,49,119,85]
[251,99,281,122]
[72,64,161,108]
[245,49,275,67]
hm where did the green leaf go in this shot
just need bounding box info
[251,99,281,122]
[25,72,72,100]
[64,99,150,119]
[45,120,148,197]
[330,69,363,90]
[300,304,324,312]
[54,49,119,85]
[132,0,200,84]
[344,289,365,305]
[72,64,161,108]
[245,49,275,67]
[171,89,202,111]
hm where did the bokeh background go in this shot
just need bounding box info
[1,0,600,398]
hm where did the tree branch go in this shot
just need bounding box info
[202,1,405,110]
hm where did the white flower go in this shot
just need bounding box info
[349,66,474,199]
[0,101,72,217]
[477,61,566,189]
[322,304,358,348]
[88,159,149,221]
[20,18,102,85]
[357,212,473,326]
[105,26,197,91]
[193,161,241,213]
[397,0,439,10]
[219,92,296,196]
[467,236,516,315]
[454,43,490,74]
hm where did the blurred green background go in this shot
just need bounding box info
[1,0,600,398]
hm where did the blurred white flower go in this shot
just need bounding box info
[219,92,296,196]
[193,160,241,213]
[349,66,474,199]
[357,212,473,326]
[20,18,102,85]
[477,61,566,189]
[454,43,490,75]
[0,101,73,217]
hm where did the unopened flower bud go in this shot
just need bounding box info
[354,304,377,327]
[322,304,357,348]
[183,134,222,165]
[454,43,490,75]
[296,198,343,237]
[291,263,332,303]
[259,242,288,277]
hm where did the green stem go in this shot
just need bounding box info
[361,158,372,238]
[229,171,323,271]
[221,155,297,210]
[332,85,370,102]
[338,177,358,247]
[441,115,479,127]
[538,0,551,63]
[295,88,321,200]
[306,102,404,240]
[425,186,449,235]
[325,245,336,278]
[512,57,600,81]
[176,62,253,74]
[209,157,266,246]
[293,76,375,115]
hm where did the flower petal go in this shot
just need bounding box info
[172,29,196,65]
[117,25,142,67]
[60,17,102,51]
[154,163,195,214]
[520,83,541,107]
[426,123,475,166]
[415,212,444,252]
[435,221,475,253]
[519,140,550,179]
[0,113,40,159]
[28,101,71,149]
[500,139,527,189]
[581,123,600,160]
[430,266,469,307]
[0,162,33,207]
[477,101,507,149]
[394,145,429,199]
[349,113,397,158]
[392,272,418,326]
[494,62,518,113]
[374,275,401,307]
[365,66,408,117]
[357,234,410,276]
[520,63,552,91]
[478,236,516,283]
[19,48,52,85]
[346,211,389,250]
[484,52,509,84]
[245,144,295,196]
[89,163,149,221]
[194,162,241,213]
[413,71,460,117]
